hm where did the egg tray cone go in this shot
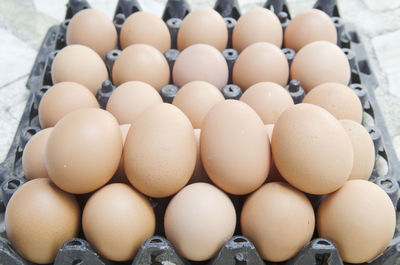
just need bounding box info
[1,0,400,264]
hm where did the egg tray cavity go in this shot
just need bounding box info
[0,0,400,264]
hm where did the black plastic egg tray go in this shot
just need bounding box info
[1,0,400,264]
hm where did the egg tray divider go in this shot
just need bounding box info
[0,0,400,264]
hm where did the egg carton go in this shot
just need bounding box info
[1,0,400,264]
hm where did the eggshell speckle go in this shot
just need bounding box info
[201,100,270,195]
[317,180,395,263]
[164,183,236,261]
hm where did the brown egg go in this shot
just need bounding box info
[39,82,99,128]
[164,183,236,261]
[120,11,171,53]
[45,108,122,194]
[201,100,270,195]
[317,180,395,263]
[5,178,80,264]
[290,41,350,93]
[177,8,228,51]
[188,129,210,184]
[302,82,363,123]
[83,183,155,261]
[232,8,282,53]
[66,9,118,59]
[124,103,196,198]
[284,9,337,51]
[240,82,294,124]
[51,44,108,95]
[22,128,53,180]
[264,124,285,183]
[241,182,315,262]
[172,81,224,128]
[110,124,131,184]
[232,42,289,91]
[106,81,162,125]
[112,44,170,91]
[173,44,228,89]
[340,120,375,180]
[271,103,353,194]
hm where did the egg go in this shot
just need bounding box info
[271,103,353,194]
[5,178,80,264]
[177,8,228,51]
[232,42,289,90]
[290,41,350,93]
[164,183,236,261]
[124,103,196,198]
[201,100,270,195]
[22,128,53,180]
[241,182,315,262]
[66,9,118,59]
[284,9,337,51]
[232,8,282,52]
[83,183,155,261]
[240,82,294,124]
[172,81,224,128]
[120,11,171,53]
[39,82,99,128]
[188,129,210,184]
[110,124,131,184]
[51,45,109,95]
[317,180,395,263]
[45,108,122,194]
[340,120,375,180]
[172,44,228,89]
[112,44,170,91]
[302,82,363,123]
[264,124,285,183]
[106,81,162,125]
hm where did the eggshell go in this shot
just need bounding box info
[232,42,289,91]
[340,120,375,180]
[172,44,228,89]
[264,124,285,183]
[188,129,210,184]
[290,41,350,93]
[284,9,337,51]
[45,108,122,194]
[241,182,315,262]
[83,183,155,261]
[66,9,118,59]
[164,183,236,261]
[112,44,170,91]
[124,103,196,198]
[177,8,228,51]
[317,180,396,263]
[240,82,294,124]
[22,128,53,180]
[172,81,224,128]
[110,124,131,184]
[51,44,108,95]
[39,82,99,128]
[302,82,363,123]
[106,81,162,125]
[232,8,282,53]
[5,178,80,264]
[271,103,353,194]
[120,11,171,53]
[201,100,270,195]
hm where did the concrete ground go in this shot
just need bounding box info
[0,0,400,162]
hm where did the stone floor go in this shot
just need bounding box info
[0,0,400,162]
